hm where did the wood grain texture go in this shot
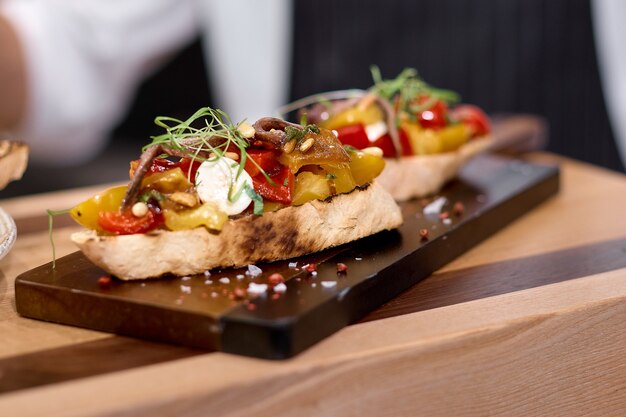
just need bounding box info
[0,337,203,394]
[1,152,626,416]
[3,268,626,416]
[362,236,626,322]
[2,234,623,394]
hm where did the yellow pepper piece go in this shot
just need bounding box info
[70,185,127,231]
[292,171,331,206]
[437,123,470,152]
[346,149,386,186]
[401,121,469,155]
[322,163,357,194]
[163,203,228,231]
[320,103,384,130]
[141,167,194,194]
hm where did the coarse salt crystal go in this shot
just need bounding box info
[219,277,230,284]
[355,257,363,261]
[321,281,337,288]
[181,276,191,281]
[311,283,317,288]
[273,282,287,293]
[247,282,268,295]
[204,279,213,285]
[180,285,192,294]
[203,270,212,277]
[246,265,263,277]
[423,196,448,216]
[211,292,218,298]
[236,274,245,280]
[311,271,318,277]
[288,262,298,268]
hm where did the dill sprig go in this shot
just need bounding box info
[370,66,460,119]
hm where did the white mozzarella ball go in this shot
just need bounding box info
[195,157,253,215]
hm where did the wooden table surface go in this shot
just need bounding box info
[2,152,626,416]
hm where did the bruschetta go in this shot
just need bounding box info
[69,108,402,280]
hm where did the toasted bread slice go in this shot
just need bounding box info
[71,181,402,280]
[377,136,492,201]
[0,140,28,190]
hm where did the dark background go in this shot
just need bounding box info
[3,0,622,198]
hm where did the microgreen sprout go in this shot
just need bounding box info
[370,65,460,121]
[47,208,71,269]
[149,107,278,205]
[150,107,244,167]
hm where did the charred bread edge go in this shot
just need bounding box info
[71,181,403,280]
[377,136,492,201]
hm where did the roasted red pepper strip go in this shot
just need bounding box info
[244,149,281,177]
[151,157,201,179]
[372,134,397,157]
[398,129,414,156]
[333,124,371,150]
[252,164,294,204]
[334,124,413,157]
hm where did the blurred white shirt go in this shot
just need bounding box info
[592,0,626,167]
[0,0,291,165]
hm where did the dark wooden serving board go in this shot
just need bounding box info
[15,154,560,359]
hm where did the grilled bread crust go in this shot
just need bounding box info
[377,137,492,201]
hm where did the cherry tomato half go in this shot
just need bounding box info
[450,104,491,137]
[98,204,164,235]
[417,99,448,130]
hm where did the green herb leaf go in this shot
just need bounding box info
[326,173,337,180]
[138,190,165,203]
[285,124,320,143]
[285,125,304,142]
[307,124,320,134]
[244,184,264,215]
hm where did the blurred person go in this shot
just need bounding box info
[592,0,626,167]
[2,0,622,181]
[0,0,291,166]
